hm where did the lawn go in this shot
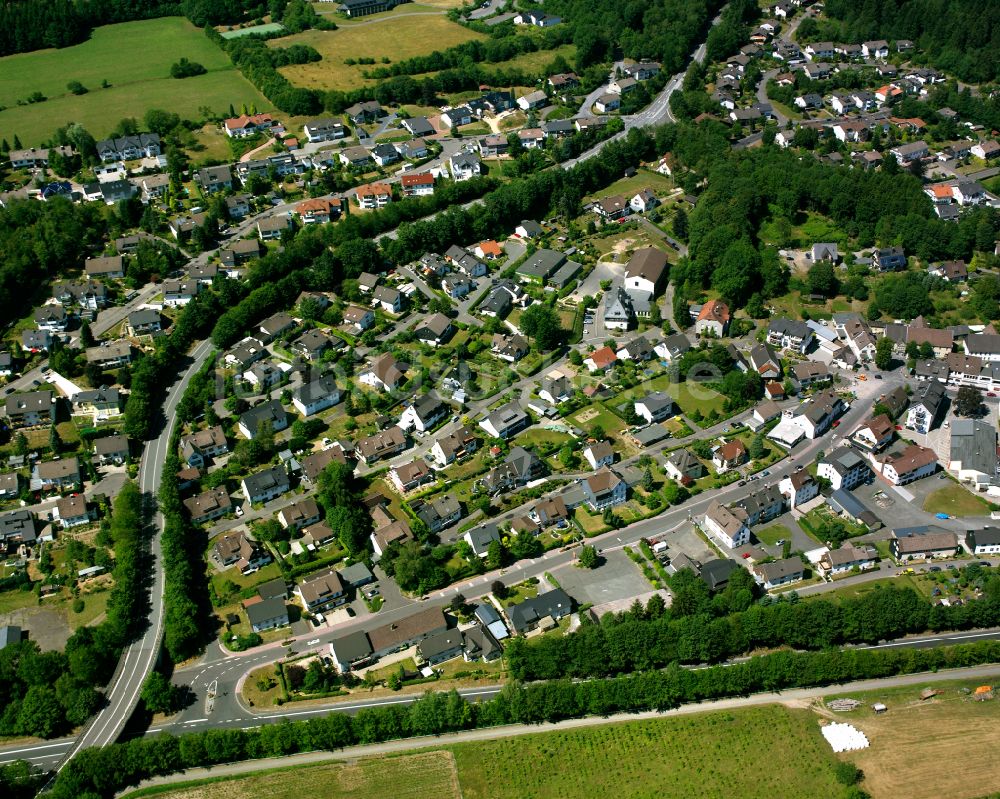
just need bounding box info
[921,484,992,517]
[453,705,846,799]
[0,17,270,145]
[618,375,727,419]
[570,403,626,436]
[825,679,1000,799]
[584,169,676,203]
[273,12,485,91]
[121,751,462,799]
[807,575,932,602]
[574,505,610,536]
[755,524,794,546]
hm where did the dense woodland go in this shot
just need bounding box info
[821,0,1000,84]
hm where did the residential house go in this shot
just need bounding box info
[213,531,271,574]
[400,172,435,197]
[819,544,878,575]
[292,374,341,417]
[367,606,448,658]
[582,467,626,510]
[93,434,129,466]
[593,195,630,221]
[753,557,805,590]
[372,285,404,314]
[370,143,399,167]
[417,495,462,534]
[296,568,348,613]
[695,300,730,337]
[583,441,614,470]
[972,140,1000,161]
[237,400,288,439]
[594,94,621,113]
[491,332,529,363]
[713,439,747,474]
[241,465,290,505]
[602,287,635,331]
[616,336,655,362]
[246,597,289,633]
[449,152,482,181]
[183,485,232,524]
[162,279,199,308]
[507,589,572,635]
[342,305,375,333]
[257,215,291,241]
[779,469,820,508]
[630,188,659,214]
[966,528,1000,556]
[5,391,56,428]
[876,444,938,486]
[767,318,813,353]
[180,426,228,468]
[890,527,959,561]
[818,449,871,491]
[890,141,928,165]
[359,352,407,391]
[344,100,382,123]
[479,403,530,440]
[654,333,692,362]
[223,112,273,138]
[398,393,447,434]
[294,197,342,225]
[413,313,453,347]
[291,328,333,362]
[303,118,347,142]
[665,449,704,484]
[431,426,478,467]
[96,133,162,164]
[634,392,675,424]
[516,90,549,111]
[355,426,408,465]
[704,500,751,548]
[623,248,668,297]
[340,147,373,170]
[852,414,895,453]
[72,387,122,421]
[481,447,544,495]
[964,334,1000,363]
[442,274,472,299]
[792,360,831,389]
[54,495,93,529]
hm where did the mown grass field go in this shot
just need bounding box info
[274,8,485,91]
[824,680,1000,799]
[0,18,270,145]
[452,706,845,799]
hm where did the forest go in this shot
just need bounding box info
[822,0,1000,84]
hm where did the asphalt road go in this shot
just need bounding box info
[53,339,217,770]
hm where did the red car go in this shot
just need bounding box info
[832,420,840,428]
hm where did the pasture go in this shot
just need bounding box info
[273,9,485,90]
[0,18,269,145]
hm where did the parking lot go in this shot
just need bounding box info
[553,549,650,606]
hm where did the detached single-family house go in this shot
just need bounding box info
[184,485,232,524]
[237,400,288,439]
[713,439,747,474]
[241,465,290,504]
[292,374,341,417]
[753,557,805,590]
[695,300,730,337]
[876,444,938,486]
[479,403,530,440]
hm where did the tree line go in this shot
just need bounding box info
[42,638,1000,798]
[505,581,1000,682]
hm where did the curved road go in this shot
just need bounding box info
[55,339,217,768]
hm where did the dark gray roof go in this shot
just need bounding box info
[700,559,739,591]
[330,629,373,663]
[507,588,572,633]
[245,596,287,626]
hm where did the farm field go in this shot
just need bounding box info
[453,706,846,799]
[273,9,485,91]
[123,751,462,799]
[0,18,269,146]
[824,679,1000,799]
